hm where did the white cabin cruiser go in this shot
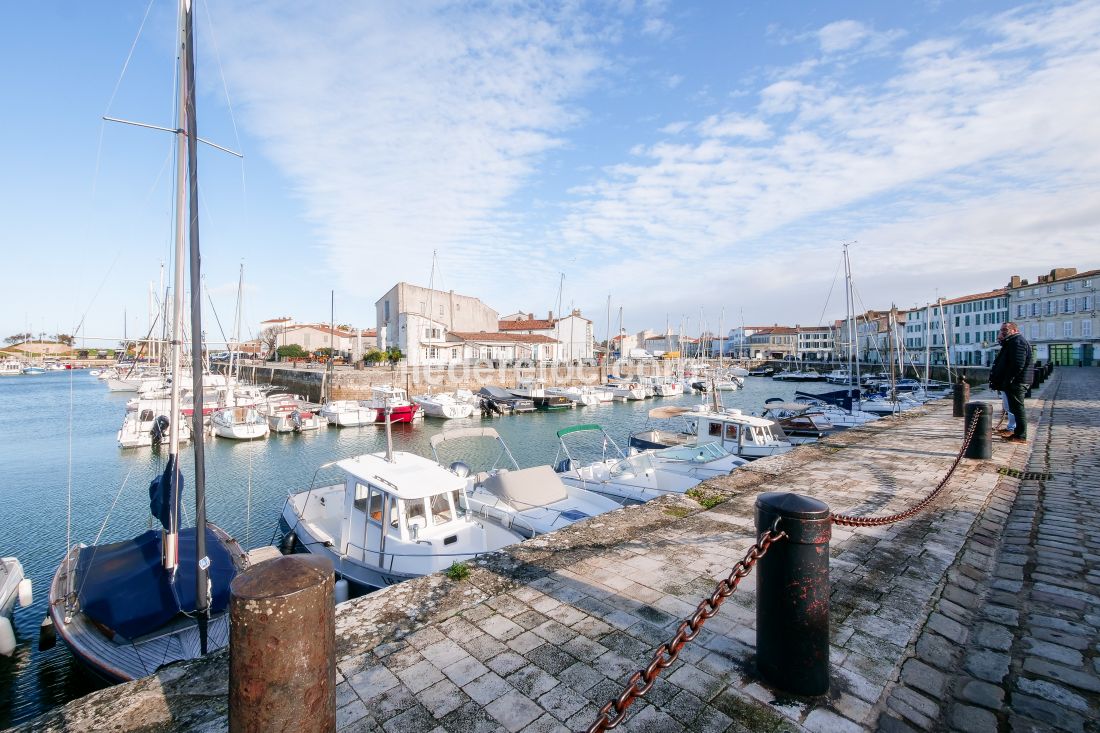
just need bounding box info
[412,392,475,419]
[430,427,621,538]
[545,386,612,406]
[0,360,24,377]
[629,406,793,460]
[604,380,646,401]
[211,406,269,440]
[117,401,192,449]
[554,423,748,503]
[280,450,524,591]
[265,401,323,433]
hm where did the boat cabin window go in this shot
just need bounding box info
[430,492,455,525]
[707,422,723,437]
[724,424,740,441]
[404,499,426,532]
[139,409,154,422]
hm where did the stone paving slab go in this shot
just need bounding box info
[12,380,1065,733]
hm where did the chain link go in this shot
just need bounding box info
[586,525,787,733]
[831,407,983,527]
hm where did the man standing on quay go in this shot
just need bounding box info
[989,322,1033,443]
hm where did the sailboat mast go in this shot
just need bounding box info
[180,0,211,650]
[843,243,860,409]
[163,0,190,574]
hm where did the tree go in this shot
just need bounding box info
[385,347,403,368]
[276,344,306,359]
[4,332,33,345]
[259,325,281,358]
[54,334,74,346]
[315,347,333,358]
[364,349,384,365]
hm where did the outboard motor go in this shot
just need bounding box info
[151,415,170,445]
[290,410,303,432]
[449,461,471,478]
[554,458,574,473]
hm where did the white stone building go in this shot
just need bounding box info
[498,310,595,361]
[903,290,1008,367]
[375,283,499,366]
[1007,268,1098,366]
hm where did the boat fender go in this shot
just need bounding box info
[0,617,14,656]
[17,578,32,607]
[334,578,350,604]
[37,614,56,651]
[279,531,297,554]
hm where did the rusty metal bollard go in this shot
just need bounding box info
[755,492,831,696]
[964,401,992,459]
[952,381,970,418]
[229,554,336,733]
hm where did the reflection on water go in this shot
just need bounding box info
[0,370,831,724]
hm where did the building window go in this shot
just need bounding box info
[384,301,391,321]
[1046,322,1056,339]
[1065,282,1074,291]
[1064,298,1074,313]
[1047,285,1055,293]
[1084,295,1094,310]
[439,305,444,316]
[1016,305,1024,318]
[1064,321,1073,338]
[1083,320,1093,338]
[1045,301,1056,316]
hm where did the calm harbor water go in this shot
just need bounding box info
[0,369,832,725]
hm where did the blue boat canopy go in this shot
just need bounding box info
[75,527,237,640]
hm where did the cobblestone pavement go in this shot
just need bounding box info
[880,368,1099,733]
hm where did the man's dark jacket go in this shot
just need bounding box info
[990,333,1033,390]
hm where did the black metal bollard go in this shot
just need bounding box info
[964,401,992,459]
[952,382,970,418]
[755,492,831,696]
[229,554,336,733]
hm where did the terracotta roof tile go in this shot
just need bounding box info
[450,331,559,344]
[498,319,555,331]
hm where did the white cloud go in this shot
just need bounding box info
[556,0,1100,324]
[818,20,870,53]
[211,1,610,300]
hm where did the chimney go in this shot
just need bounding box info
[1051,267,1077,281]
[548,310,553,321]
[1009,275,1021,288]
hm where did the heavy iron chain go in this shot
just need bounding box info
[831,407,983,527]
[586,524,788,733]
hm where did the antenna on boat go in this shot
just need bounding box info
[383,396,395,463]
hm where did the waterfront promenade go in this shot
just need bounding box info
[12,370,1097,732]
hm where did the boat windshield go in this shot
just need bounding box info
[402,491,460,532]
[654,442,729,463]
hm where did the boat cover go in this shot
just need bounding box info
[795,388,860,411]
[482,465,568,508]
[75,527,237,640]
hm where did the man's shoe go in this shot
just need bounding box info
[1003,434,1028,443]
[997,429,1015,437]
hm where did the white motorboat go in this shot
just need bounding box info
[322,386,420,426]
[510,380,573,410]
[117,401,192,449]
[211,406,269,440]
[545,385,611,406]
[0,360,25,377]
[412,392,475,419]
[640,376,683,397]
[629,406,793,460]
[604,380,646,400]
[824,369,851,384]
[1,557,33,656]
[280,450,524,591]
[554,423,748,503]
[261,394,322,432]
[430,427,621,537]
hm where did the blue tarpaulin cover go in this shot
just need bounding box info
[75,527,237,640]
[796,388,860,412]
[148,457,181,532]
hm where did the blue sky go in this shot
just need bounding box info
[2,0,1098,346]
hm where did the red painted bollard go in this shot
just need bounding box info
[755,492,831,696]
[229,554,336,733]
